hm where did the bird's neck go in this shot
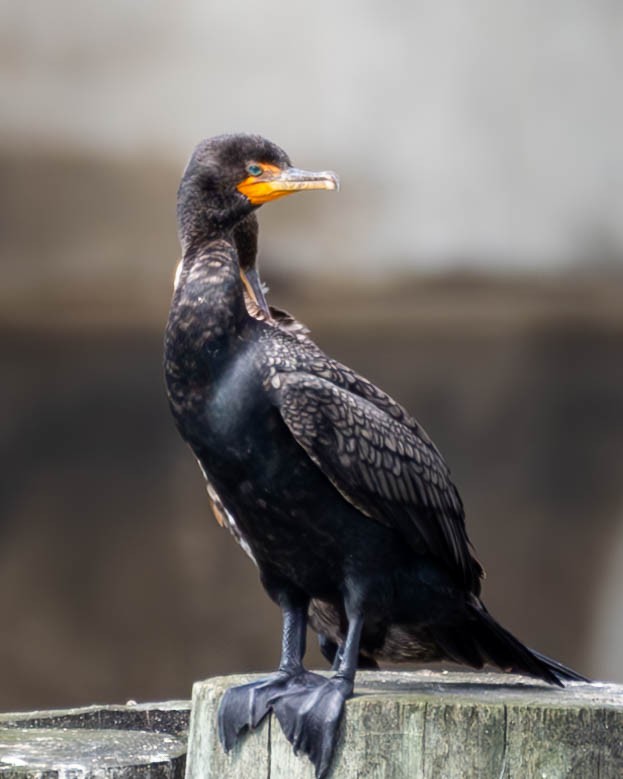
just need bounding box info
[233,212,259,269]
[165,236,249,409]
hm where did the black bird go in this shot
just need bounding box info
[164,134,587,778]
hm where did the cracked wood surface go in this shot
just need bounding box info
[186,670,623,778]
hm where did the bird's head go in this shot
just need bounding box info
[177,133,339,311]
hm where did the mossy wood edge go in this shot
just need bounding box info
[185,670,623,779]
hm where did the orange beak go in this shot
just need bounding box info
[237,165,339,206]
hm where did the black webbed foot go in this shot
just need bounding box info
[217,670,325,751]
[269,676,353,779]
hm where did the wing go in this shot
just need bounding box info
[297,355,443,453]
[273,371,483,592]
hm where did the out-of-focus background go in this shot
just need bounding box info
[1,1,623,710]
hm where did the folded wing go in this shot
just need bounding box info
[275,371,483,593]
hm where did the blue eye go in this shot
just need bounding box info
[247,164,263,177]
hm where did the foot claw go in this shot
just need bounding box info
[218,672,352,777]
[270,677,352,779]
[217,671,326,752]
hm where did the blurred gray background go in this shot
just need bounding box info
[1,1,622,710]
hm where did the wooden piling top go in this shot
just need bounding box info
[186,670,623,778]
[0,700,190,778]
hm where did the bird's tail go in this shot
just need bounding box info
[432,601,589,686]
[527,647,589,684]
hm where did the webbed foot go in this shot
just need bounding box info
[217,670,325,751]
[270,676,353,779]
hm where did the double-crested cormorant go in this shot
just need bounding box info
[164,134,587,779]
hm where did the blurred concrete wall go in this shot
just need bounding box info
[1,0,622,271]
[2,283,623,711]
[1,2,623,711]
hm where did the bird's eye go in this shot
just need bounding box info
[246,164,263,177]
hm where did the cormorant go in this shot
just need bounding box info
[164,133,587,779]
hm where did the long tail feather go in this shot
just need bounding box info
[470,605,589,686]
[432,602,590,686]
[528,648,590,683]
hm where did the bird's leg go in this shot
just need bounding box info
[317,633,340,668]
[271,603,365,779]
[273,593,326,687]
[318,632,379,671]
[333,610,363,692]
[316,633,343,670]
[218,593,325,751]
[277,601,308,675]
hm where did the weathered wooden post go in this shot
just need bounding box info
[0,700,190,778]
[186,670,623,778]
